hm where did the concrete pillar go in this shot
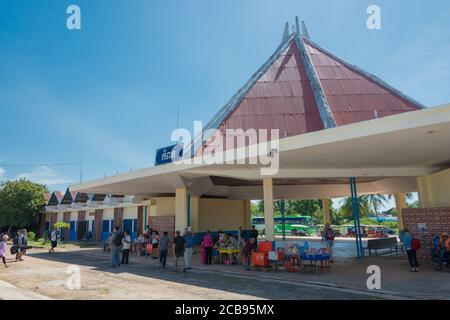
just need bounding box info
[244,200,252,229]
[190,196,200,232]
[263,177,275,241]
[416,176,433,208]
[322,199,331,225]
[394,193,407,230]
[175,188,188,232]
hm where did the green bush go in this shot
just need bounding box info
[27,231,37,241]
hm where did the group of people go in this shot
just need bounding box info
[109,226,195,273]
[432,232,450,266]
[108,227,132,267]
[0,229,29,268]
[199,226,260,269]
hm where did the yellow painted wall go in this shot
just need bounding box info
[123,206,137,219]
[103,208,114,220]
[417,168,450,207]
[198,198,247,232]
[70,212,78,221]
[154,197,176,216]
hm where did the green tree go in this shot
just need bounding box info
[285,199,322,216]
[0,179,48,233]
[367,194,392,216]
[339,196,371,220]
[251,201,263,217]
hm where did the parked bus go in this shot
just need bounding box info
[252,216,315,236]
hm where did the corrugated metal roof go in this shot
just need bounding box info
[202,41,323,151]
[201,29,423,152]
[304,40,422,126]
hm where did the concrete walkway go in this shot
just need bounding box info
[0,280,51,300]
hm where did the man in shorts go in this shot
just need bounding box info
[49,228,58,254]
[173,230,185,272]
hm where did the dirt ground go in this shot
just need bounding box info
[0,246,390,300]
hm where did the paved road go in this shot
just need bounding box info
[0,248,388,300]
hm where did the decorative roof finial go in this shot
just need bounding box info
[282,22,290,43]
[295,16,300,34]
[301,20,310,39]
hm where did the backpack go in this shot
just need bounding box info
[13,236,19,246]
[326,228,335,241]
[411,237,421,251]
[114,232,123,247]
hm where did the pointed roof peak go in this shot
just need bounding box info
[281,17,310,43]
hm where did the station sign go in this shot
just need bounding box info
[154,144,184,166]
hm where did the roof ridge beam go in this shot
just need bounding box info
[294,35,337,129]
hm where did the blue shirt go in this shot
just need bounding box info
[184,232,194,248]
[402,232,413,250]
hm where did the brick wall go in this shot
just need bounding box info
[149,216,175,239]
[402,207,450,259]
[94,209,103,241]
[113,207,124,230]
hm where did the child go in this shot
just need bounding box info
[1,234,9,268]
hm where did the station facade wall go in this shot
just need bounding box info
[417,168,450,208]
[402,207,450,260]
[43,197,251,241]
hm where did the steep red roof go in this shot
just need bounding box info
[219,41,324,140]
[43,192,51,202]
[200,26,423,152]
[304,40,421,125]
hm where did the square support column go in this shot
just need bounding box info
[244,200,252,229]
[175,188,188,232]
[190,196,199,232]
[322,199,331,225]
[394,193,407,230]
[263,177,275,241]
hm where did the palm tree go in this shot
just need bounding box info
[367,194,392,217]
[339,196,370,220]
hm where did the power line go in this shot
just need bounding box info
[0,162,79,167]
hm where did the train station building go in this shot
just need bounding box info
[42,20,450,256]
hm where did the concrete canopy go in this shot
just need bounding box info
[71,103,450,200]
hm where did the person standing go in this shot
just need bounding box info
[15,229,27,262]
[49,229,58,254]
[202,231,213,265]
[249,225,259,247]
[110,226,123,268]
[322,223,335,262]
[173,230,185,272]
[237,227,246,249]
[242,238,256,271]
[400,227,419,272]
[159,231,170,268]
[0,234,8,268]
[151,230,160,259]
[183,227,194,273]
[121,230,131,265]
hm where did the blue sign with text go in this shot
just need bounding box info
[155,144,183,166]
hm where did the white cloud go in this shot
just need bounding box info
[16,166,75,186]
[0,167,4,178]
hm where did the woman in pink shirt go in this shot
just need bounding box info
[203,231,213,265]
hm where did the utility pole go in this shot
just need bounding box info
[79,157,83,183]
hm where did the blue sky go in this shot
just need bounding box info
[0,0,449,199]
